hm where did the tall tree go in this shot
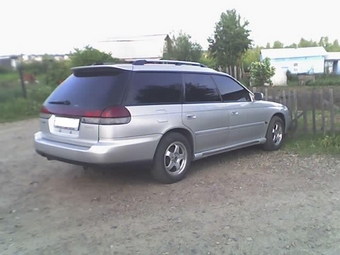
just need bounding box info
[298,38,318,48]
[163,32,203,62]
[208,9,252,70]
[273,41,284,48]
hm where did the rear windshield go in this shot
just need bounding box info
[45,68,129,109]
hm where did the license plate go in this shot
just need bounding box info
[54,117,80,130]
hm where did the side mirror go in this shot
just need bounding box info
[254,92,264,101]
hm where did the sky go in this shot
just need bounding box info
[1,0,338,55]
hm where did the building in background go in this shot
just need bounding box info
[0,56,18,69]
[93,34,170,61]
[260,47,327,74]
[325,52,340,74]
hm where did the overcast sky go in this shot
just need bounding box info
[1,0,338,55]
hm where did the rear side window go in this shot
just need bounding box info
[46,68,129,109]
[184,73,221,103]
[212,75,251,102]
[125,72,182,105]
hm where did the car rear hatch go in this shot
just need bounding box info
[39,66,131,147]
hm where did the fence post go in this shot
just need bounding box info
[265,88,268,101]
[293,89,298,119]
[329,88,335,135]
[302,92,308,133]
[311,89,316,134]
[282,90,287,106]
[320,89,326,135]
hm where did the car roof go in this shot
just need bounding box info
[71,59,227,75]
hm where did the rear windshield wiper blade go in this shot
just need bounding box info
[48,100,71,105]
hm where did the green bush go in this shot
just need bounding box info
[45,60,71,87]
[250,58,275,86]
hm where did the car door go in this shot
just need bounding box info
[211,74,266,146]
[182,73,229,153]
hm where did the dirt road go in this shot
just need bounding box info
[0,119,340,255]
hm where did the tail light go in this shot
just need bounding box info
[40,106,52,119]
[39,105,131,125]
[82,106,131,125]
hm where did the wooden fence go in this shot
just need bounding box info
[251,87,340,135]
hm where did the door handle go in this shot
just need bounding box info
[231,111,239,115]
[186,114,197,119]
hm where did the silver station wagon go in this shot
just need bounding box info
[34,59,291,183]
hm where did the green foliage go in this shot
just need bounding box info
[208,9,252,69]
[45,60,71,87]
[163,32,203,62]
[264,36,340,51]
[199,52,217,69]
[272,41,284,49]
[69,45,122,67]
[284,133,340,155]
[249,58,275,86]
[23,61,48,75]
[0,84,54,122]
[298,38,318,48]
[242,46,261,71]
[0,65,13,74]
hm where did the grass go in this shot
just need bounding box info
[287,74,340,87]
[284,133,340,155]
[295,110,340,133]
[0,72,55,122]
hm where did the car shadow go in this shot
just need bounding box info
[70,145,265,185]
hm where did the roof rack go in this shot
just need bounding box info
[132,59,207,67]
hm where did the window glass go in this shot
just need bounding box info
[184,73,221,103]
[125,72,182,105]
[212,75,250,102]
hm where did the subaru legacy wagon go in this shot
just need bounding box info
[34,59,291,183]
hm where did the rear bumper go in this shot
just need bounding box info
[34,132,161,166]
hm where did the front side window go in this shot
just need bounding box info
[184,73,221,103]
[211,75,251,102]
[125,72,182,105]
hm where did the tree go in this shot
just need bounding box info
[273,41,284,49]
[69,46,122,67]
[298,38,318,48]
[285,43,297,48]
[208,9,252,70]
[163,32,203,62]
[242,46,261,71]
[199,52,217,69]
[250,57,275,86]
[265,43,271,49]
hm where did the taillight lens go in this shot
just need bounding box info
[81,106,131,125]
[40,106,52,119]
[39,105,131,125]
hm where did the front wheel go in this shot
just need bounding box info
[151,132,192,184]
[263,116,285,151]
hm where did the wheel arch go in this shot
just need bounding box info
[155,128,195,158]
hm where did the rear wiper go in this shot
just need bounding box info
[48,100,71,105]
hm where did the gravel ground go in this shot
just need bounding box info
[0,119,340,255]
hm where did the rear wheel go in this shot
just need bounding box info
[263,116,284,151]
[151,133,192,184]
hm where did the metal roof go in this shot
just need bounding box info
[325,52,340,60]
[92,34,169,60]
[261,47,327,59]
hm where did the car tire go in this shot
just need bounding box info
[151,132,192,184]
[263,116,285,151]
